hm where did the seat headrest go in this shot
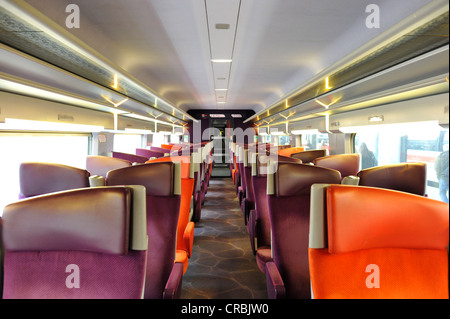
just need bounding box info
[147,155,193,179]
[112,151,148,164]
[252,154,302,177]
[277,147,305,157]
[2,187,133,255]
[290,149,327,163]
[19,162,90,198]
[313,153,360,178]
[106,162,180,196]
[136,148,165,159]
[269,162,341,196]
[326,185,449,254]
[86,155,131,178]
[357,162,426,196]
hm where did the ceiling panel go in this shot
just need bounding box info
[1,0,442,120]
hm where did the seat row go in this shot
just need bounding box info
[0,142,214,299]
[229,144,449,299]
[111,142,213,222]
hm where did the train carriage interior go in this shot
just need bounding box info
[0,0,449,305]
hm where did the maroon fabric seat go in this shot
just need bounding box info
[112,151,148,164]
[265,162,341,298]
[241,149,255,225]
[150,146,171,155]
[290,149,327,163]
[313,153,360,180]
[18,162,90,199]
[106,162,183,299]
[248,154,303,273]
[357,162,427,196]
[1,186,148,299]
[86,155,131,178]
[136,148,165,159]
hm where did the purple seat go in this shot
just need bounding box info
[86,155,131,179]
[265,162,341,299]
[197,142,213,216]
[357,162,427,196]
[191,149,203,222]
[112,151,148,164]
[248,153,303,273]
[18,162,90,199]
[313,153,360,180]
[150,146,171,155]
[290,149,327,163]
[2,186,148,299]
[106,162,183,299]
[136,148,165,159]
[236,145,247,217]
[241,149,255,225]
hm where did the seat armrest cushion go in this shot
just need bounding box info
[265,262,286,299]
[183,221,195,257]
[248,209,257,255]
[163,262,184,299]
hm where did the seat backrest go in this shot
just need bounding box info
[357,162,426,196]
[309,184,449,299]
[290,149,327,163]
[136,148,165,159]
[112,151,148,163]
[277,147,305,157]
[313,154,360,179]
[2,186,148,299]
[106,162,181,299]
[251,154,303,251]
[19,162,90,199]
[86,155,131,178]
[146,156,195,260]
[150,146,171,155]
[267,162,341,298]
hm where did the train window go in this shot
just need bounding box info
[353,121,449,202]
[152,132,170,147]
[113,134,143,154]
[301,133,329,153]
[170,134,182,144]
[0,133,90,213]
[279,135,290,146]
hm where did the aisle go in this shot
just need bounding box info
[181,178,267,299]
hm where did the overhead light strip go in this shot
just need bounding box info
[0,1,196,123]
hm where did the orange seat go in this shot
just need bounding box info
[309,184,449,299]
[160,144,174,150]
[147,155,195,275]
[277,147,304,157]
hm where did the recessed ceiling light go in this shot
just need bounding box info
[211,59,232,63]
[215,23,230,30]
[215,88,228,91]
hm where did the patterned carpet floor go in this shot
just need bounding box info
[180,177,268,299]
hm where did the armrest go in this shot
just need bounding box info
[89,175,106,187]
[265,262,286,299]
[248,209,257,255]
[163,262,184,299]
[183,221,195,257]
[341,175,360,185]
